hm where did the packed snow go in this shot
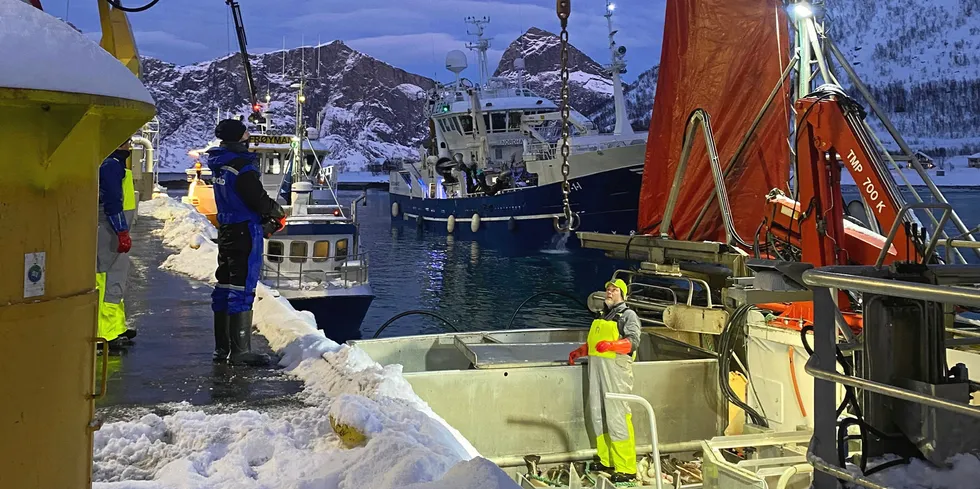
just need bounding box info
[92,195,516,489]
[0,1,154,104]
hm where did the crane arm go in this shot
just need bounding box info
[763,86,920,270]
[226,0,262,122]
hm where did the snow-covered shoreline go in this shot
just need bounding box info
[93,195,513,489]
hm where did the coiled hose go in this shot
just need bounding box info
[105,0,161,12]
[719,305,769,428]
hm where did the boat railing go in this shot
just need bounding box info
[524,138,640,162]
[801,265,980,489]
[261,252,369,290]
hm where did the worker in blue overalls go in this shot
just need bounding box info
[97,139,139,351]
[206,119,285,366]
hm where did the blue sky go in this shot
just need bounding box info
[58,0,666,83]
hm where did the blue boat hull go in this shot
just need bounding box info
[286,294,374,344]
[390,165,643,249]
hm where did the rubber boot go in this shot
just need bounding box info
[213,311,230,363]
[228,311,270,367]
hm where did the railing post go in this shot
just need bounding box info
[811,286,841,489]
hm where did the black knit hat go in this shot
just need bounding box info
[215,119,247,142]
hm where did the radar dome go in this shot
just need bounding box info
[445,50,468,74]
[513,58,526,71]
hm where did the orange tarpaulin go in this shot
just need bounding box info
[638,0,792,244]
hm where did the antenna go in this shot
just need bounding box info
[464,16,492,87]
[605,0,633,136]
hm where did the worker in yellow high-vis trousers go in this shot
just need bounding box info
[568,279,641,484]
[97,139,138,351]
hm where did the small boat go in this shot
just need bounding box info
[185,83,374,343]
[388,9,648,250]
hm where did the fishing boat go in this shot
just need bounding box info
[388,4,648,250]
[356,1,980,487]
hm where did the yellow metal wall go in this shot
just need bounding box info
[0,89,153,489]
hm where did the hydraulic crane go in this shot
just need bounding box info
[226,0,266,125]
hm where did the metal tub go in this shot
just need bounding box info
[351,328,727,465]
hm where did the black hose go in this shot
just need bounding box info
[506,291,591,329]
[372,310,459,338]
[719,305,769,427]
[105,0,160,12]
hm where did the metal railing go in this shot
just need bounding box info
[802,266,980,489]
[261,252,369,290]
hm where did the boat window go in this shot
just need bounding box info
[312,240,330,262]
[438,119,448,132]
[482,114,490,133]
[335,239,348,260]
[491,112,506,132]
[289,241,308,263]
[509,112,523,129]
[268,241,284,263]
[449,117,460,134]
[459,115,473,134]
[495,147,503,160]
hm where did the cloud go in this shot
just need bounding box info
[133,31,208,51]
[62,0,666,80]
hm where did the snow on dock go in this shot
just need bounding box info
[92,196,516,489]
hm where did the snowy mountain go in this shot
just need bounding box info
[826,0,980,155]
[493,27,615,118]
[583,0,980,155]
[144,41,434,173]
[144,0,980,174]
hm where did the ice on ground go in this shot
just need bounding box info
[96,196,508,489]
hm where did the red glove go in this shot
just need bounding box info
[116,231,132,253]
[596,339,632,355]
[568,344,588,365]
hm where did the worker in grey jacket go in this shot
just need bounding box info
[568,278,642,483]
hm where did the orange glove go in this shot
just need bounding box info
[596,339,632,355]
[568,344,588,365]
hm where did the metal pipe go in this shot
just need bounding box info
[827,38,980,261]
[688,54,799,238]
[490,441,702,468]
[806,437,890,489]
[946,327,980,338]
[658,109,738,247]
[802,270,980,308]
[804,355,980,419]
[775,463,813,489]
[874,202,952,268]
[131,135,155,173]
[605,393,663,489]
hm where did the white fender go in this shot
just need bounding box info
[471,213,481,233]
[447,215,456,233]
[391,202,400,217]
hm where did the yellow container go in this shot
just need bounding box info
[0,3,155,488]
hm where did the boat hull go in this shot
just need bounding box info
[390,164,643,249]
[282,288,374,344]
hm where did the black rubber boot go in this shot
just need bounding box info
[609,472,638,485]
[228,311,270,367]
[213,311,230,363]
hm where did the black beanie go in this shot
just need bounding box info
[215,119,247,142]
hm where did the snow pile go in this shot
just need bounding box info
[96,195,505,489]
[0,1,153,104]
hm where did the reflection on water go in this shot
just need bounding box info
[350,189,627,338]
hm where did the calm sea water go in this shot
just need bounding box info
[161,186,980,340]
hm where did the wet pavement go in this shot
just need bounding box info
[96,212,303,421]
